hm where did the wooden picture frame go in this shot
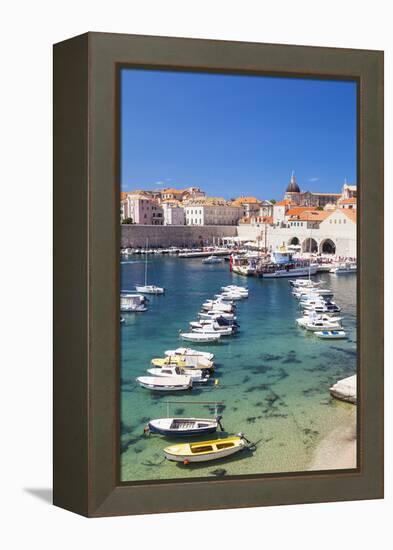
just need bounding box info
[53,32,384,517]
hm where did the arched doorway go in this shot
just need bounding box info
[302,237,318,253]
[288,236,300,246]
[320,238,336,254]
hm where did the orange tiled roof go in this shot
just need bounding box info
[232,196,261,205]
[289,211,330,222]
[342,209,357,223]
[286,206,317,216]
[275,199,292,206]
[162,188,184,194]
[339,197,357,204]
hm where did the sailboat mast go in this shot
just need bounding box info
[145,238,148,286]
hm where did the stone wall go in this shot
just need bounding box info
[121,224,238,248]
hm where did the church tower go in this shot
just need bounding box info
[284,171,301,204]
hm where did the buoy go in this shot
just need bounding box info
[214,379,219,386]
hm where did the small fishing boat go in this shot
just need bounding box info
[290,279,323,288]
[296,313,342,328]
[190,317,238,329]
[146,416,224,437]
[136,375,192,391]
[221,285,248,293]
[201,301,235,313]
[191,325,235,336]
[315,330,348,339]
[147,366,210,383]
[216,292,245,301]
[152,355,214,370]
[164,348,215,360]
[303,301,341,314]
[180,332,221,343]
[164,434,252,463]
[202,255,223,264]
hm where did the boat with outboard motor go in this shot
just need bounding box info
[151,355,214,371]
[163,433,254,463]
[164,348,214,360]
[146,415,224,437]
[197,310,236,321]
[136,375,193,391]
[303,319,342,332]
[180,332,221,343]
[315,330,348,339]
[147,366,210,383]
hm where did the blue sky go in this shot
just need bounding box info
[120,69,357,200]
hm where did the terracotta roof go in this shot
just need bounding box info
[275,199,292,206]
[286,206,317,216]
[342,209,357,223]
[289,211,330,222]
[232,196,261,205]
[339,197,357,204]
[162,188,184,194]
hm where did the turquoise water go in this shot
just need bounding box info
[120,256,357,481]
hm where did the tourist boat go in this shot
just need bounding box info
[164,348,215,360]
[259,248,318,279]
[315,330,347,339]
[164,434,252,463]
[180,332,221,343]
[145,415,224,437]
[120,293,148,312]
[198,310,236,321]
[303,319,342,332]
[136,375,192,391]
[151,355,214,370]
[330,262,357,274]
[135,238,165,294]
[202,255,223,264]
[147,366,210,383]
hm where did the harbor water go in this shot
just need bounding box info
[120,256,357,482]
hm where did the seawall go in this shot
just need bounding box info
[121,224,238,248]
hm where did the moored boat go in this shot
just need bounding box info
[202,255,223,264]
[120,293,148,312]
[164,348,215,360]
[136,375,192,391]
[180,332,221,343]
[147,366,210,383]
[164,434,253,463]
[315,330,348,339]
[146,416,224,437]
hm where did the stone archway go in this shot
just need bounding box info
[288,236,300,246]
[320,238,336,254]
[302,237,318,253]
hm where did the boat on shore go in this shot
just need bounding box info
[164,434,253,463]
[136,375,192,391]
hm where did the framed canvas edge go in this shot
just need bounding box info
[53,32,384,518]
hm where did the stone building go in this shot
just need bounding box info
[284,172,341,207]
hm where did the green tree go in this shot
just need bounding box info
[122,217,133,224]
[270,199,277,204]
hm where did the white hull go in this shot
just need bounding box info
[135,285,165,294]
[263,266,318,278]
[164,348,214,360]
[181,333,221,343]
[315,330,347,339]
[137,375,192,391]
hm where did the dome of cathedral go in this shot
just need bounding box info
[286,171,300,193]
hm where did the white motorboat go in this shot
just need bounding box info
[164,348,215,361]
[180,332,221,343]
[202,255,223,264]
[153,355,214,370]
[302,301,341,314]
[216,292,245,301]
[201,301,235,313]
[147,366,210,383]
[136,375,192,391]
[296,314,342,328]
[290,278,323,288]
[198,310,236,321]
[135,238,165,294]
[190,317,238,329]
[192,325,235,336]
[330,262,357,274]
[135,284,165,294]
[221,285,248,293]
[293,288,334,299]
[315,330,347,339]
[303,319,342,332]
[120,293,148,312]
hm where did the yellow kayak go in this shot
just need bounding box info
[164,435,250,463]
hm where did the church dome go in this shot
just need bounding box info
[286,171,300,193]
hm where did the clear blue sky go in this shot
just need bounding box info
[120,69,357,200]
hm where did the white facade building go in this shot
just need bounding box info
[184,203,243,226]
[162,203,185,225]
